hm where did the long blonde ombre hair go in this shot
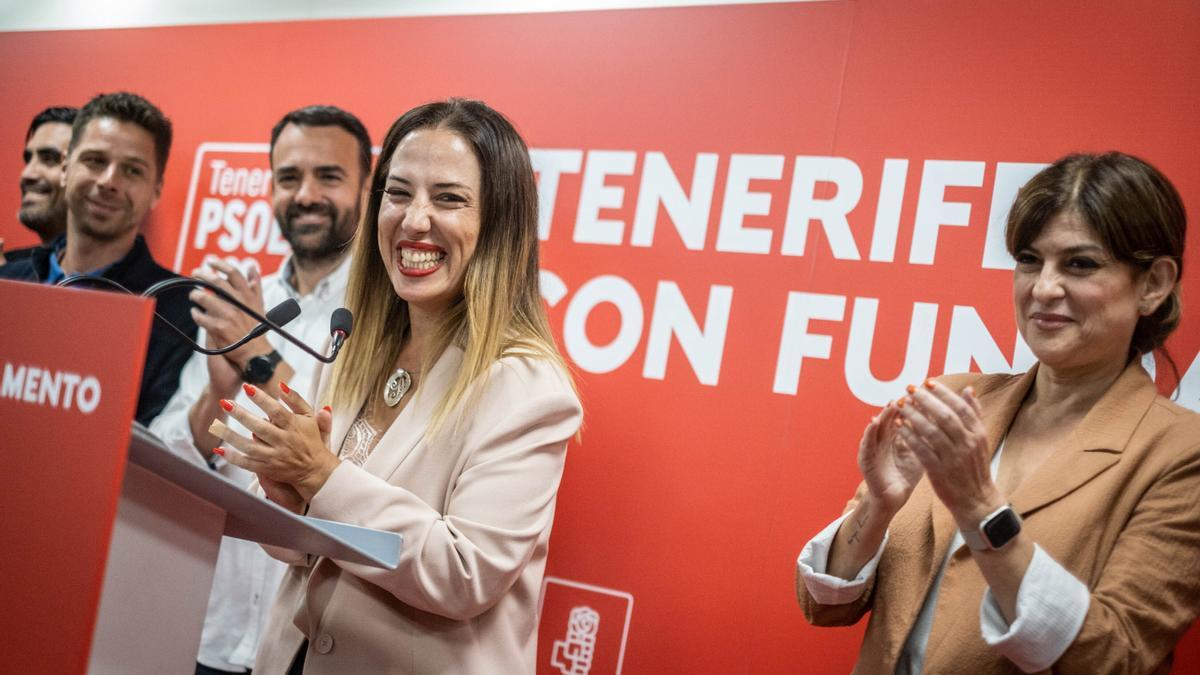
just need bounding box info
[329,99,573,432]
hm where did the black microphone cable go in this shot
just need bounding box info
[55,275,349,363]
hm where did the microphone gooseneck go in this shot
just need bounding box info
[58,275,348,364]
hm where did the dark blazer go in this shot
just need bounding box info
[797,360,1200,674]
[1,243,39,264]
[0,235,197,425]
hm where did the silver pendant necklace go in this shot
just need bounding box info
[383,369,412,407]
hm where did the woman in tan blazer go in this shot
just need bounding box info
[796,152,1200,674]
[213,99,582,673]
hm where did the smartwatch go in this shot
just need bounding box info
[961,504,1022,551]
[242,349,282,385]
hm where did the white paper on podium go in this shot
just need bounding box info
[129,423,402,569]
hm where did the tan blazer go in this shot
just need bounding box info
[797,361,1200,674]
[254,347,582,674]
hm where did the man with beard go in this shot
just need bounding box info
[0,93,196,425]
[1,106,77,265]
[149,105,371,675]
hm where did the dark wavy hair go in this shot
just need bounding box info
[269,104,372,183]
[27,106,78,141]
[1006,152,1186,375]
[70,92,172,180]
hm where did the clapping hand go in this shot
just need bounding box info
[189,260,271,392]
[895,381,1004,526]
[858,399,925,516]
[211,382,340,504]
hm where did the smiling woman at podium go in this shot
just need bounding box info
[211,99,582,674]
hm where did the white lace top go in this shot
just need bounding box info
[340,411,381,467]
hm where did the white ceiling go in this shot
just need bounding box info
[0,0,822,32]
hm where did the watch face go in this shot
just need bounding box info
[983,508,1022,548]
[244,354,275,384]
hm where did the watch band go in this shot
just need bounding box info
[960,504,1022,551]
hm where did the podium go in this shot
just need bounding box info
[90,423,402,674]
[0,280,402,674]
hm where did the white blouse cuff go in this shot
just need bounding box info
[796,512,887,605]
[979,544,1090,672]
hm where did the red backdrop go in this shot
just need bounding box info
[2,2,1197,672]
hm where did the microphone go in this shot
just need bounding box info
[329,308,353,358]
[245,299,302,343]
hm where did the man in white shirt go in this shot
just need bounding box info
[149,105,371,675]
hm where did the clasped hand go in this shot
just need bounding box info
[859,380,1004,525]
[189,260,272,396]
[215,382,340,508]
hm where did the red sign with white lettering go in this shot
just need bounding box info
[173,143,281,278]
[0,280,151,673]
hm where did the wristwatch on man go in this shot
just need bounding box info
[242,349,283,385]
[960,504,1022,551]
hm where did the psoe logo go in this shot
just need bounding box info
[1,362,101,414]
[174,143,286,278]
[538,578,632,675]
[551,606,600,675]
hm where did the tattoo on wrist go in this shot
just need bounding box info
[847,511,869,545]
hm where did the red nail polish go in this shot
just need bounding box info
[212,447,225,456]
[906,384,916,394]
[322,405,332,413]
[924,378,936,390]
[219,399,234,412]
[279,381,290,394]
[243,383,256,397]
[897,398,906,409]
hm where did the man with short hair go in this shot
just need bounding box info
[0,93,196,425]
[1,106,78,265]
[149,105,371,675]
